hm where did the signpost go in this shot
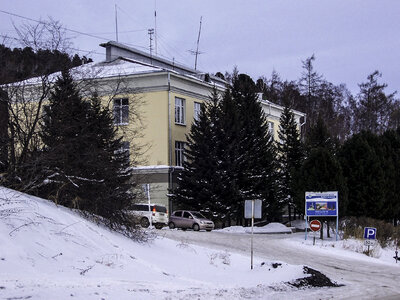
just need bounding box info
[309,219,321,245]
[143,184,152,228]
[310,220,321,232]
[305,191,339,241]
[244,200,262,270]
[363,227,376,255]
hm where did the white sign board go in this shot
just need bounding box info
[364,240,375,246]
[244,200,262,219]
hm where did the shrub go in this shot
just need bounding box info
[340,216,400,247]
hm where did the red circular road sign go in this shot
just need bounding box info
[310,220,321,232]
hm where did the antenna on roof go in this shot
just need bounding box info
[148,28,155,64]
[154,0,158,56]
[115,4,119,42]
[188,16,203,70]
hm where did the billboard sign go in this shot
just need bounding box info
[305,191,338,217]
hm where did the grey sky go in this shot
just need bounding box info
[1,0,399,93]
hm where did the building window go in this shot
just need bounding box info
[113,98,129,125]
[175,141,186,167]
[175,97,185,125]
[194,102,201,122]
[268,121,274,140]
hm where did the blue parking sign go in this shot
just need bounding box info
[364,227,377,240]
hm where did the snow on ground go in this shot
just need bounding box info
[217,222,399,266]
[282,231,399,266]
[217,222,292,234]
[0,187,310,299]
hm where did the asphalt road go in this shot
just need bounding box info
[160,229,400,299]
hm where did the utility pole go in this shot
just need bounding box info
[195,16,202,70]
[148,28,154,64]
[188,16,203,70]
[115,4,119,42]
[154,0,158,56]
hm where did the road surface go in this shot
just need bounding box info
[161,229,400,299]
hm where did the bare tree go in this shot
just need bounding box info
[14,17,71,53]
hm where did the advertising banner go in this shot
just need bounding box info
[305,191,338,217]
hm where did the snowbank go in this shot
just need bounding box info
[0,187,308,299]
[217,222,292,234]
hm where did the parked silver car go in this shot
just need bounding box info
[168,210,214,231]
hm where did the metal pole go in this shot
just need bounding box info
[251,199,254,270]
[305,217,308,240]
[147,184,152,228]
[115,4,118,42]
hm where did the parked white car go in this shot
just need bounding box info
[128,203,168,229]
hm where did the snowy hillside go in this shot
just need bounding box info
[0,187,321,299]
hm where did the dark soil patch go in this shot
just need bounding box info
[289,266,344,288]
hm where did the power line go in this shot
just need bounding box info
[0,9,109,42]
[0,9,149,51]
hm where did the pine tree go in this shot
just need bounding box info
[38,70,134,220]
[276,105,304,220]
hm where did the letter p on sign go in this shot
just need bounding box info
[363,227,377,240]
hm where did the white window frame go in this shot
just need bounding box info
[113,98,129,125]
[175,141,186,167]
[175,97,186,125]
[194,102,201,122]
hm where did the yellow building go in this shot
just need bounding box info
[92,41,306,212]
[10,41,305,212]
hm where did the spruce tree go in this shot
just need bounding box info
[226,73,278,223]
[276,105,304,220]
[39,70,134,221]
[173,89,229,221]
[339,131,385,218]
[174,74,279,225]
[380,129,400,222]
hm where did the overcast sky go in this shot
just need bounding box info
[1,0,399,93]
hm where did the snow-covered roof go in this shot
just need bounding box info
[10,56,224,90]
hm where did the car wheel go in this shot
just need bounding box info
[155,224,163,229]
[168,222,175,229]
[206,229,212,232]
[193,224,200,231]
[140,217,150,228]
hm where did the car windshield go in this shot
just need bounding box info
[191,212,206,219]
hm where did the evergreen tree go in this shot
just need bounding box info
[296,148,347,216]
[352,71,396,135]
[38,70,134,220]
[225,73,278,223]
[173,90,229,221]
[174,73,279,225]
[276,105,304,220]
[339,131,385,218]
[305,116,339,153]
[380,129,400,222]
